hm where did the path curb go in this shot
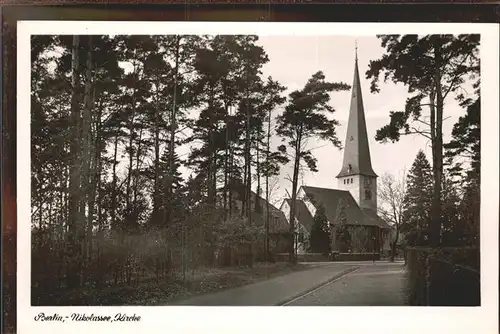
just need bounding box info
[276,266,360,306]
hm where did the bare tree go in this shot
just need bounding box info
[378,171,407,262]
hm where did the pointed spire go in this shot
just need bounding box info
[336,46,377,179]
[355,39,358,62]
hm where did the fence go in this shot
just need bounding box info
[405,247,480,306]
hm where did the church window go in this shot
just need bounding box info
[365,189,372,200]
[344,179,346,184]
[347,164,352,173]
[351,178,353,183]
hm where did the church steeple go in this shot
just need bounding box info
[336,46,377,179]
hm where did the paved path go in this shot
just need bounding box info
[285,262,406,306]
[167,263,358,306]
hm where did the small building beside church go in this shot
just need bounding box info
[281,51,392,257]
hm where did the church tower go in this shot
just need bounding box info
[336,44,378,212]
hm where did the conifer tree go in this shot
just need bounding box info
[367,34,480,246]
[440,173,462,245]
[402,150,433,244]
[444,98,480,183]
[309,206,331,255]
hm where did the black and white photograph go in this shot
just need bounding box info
[16,20,499,334]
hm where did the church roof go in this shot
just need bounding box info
[336,55,377,178]
[300,186,390,229]
[232,189,289,233]
[284,199,315,232]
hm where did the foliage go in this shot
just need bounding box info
[367,34,480,246]
[444,97,480,180]
[402,151,433,237]
[405,247,480,306]
[30,34,290,303]
[277,71,350,261]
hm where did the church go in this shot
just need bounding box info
[280,51,392,258]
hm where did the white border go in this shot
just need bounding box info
[17,21,499,334]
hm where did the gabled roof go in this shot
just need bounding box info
[336,57,377,178]
[284,199,315,233]
[300,186,390,229]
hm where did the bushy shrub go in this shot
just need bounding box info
[405,247,480,306]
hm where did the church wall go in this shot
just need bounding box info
[298,187,317,218]
[383,230,392,251]
[337,175,361,205]
[280,198,310,254]
[280,200,290,222]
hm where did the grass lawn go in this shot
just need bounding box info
[33,262,308,306]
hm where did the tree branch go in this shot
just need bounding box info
[401,128,432,140]
[442,52,473,101]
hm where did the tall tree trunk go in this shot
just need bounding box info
[207,86,216,206]
[208,127,215,205]
[213,153,218,205]
[88,111,99,258]
[255,144,261,213]
[80,36,94,281]
[59,186,65,240]
[432,70,444,247]
[245,70,252,224]
[133,127,144,207]
[242,159,247,217]
[429,82,440,248]
[88,101,102,263]
[111,134,119,230]
[165,35,181,226]
[228,136,233,217]
[265,109,272,262]
[93,109,104,264]
[126,60,138,225]
[152,80,161,225]
[38,197,43,229]
[223,106,229,221]
[67,34,82,289]
[245,68,253,267]
[288,130,302,264]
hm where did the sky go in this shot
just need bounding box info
[238,35,468,206]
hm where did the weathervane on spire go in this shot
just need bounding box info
[355,39,358,61]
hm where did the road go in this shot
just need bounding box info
[167,261,407,306]
[284,262,406,306]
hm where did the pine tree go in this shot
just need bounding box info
[309,206,331,255]
[444,98,480,180]
[367,34,480,246]
[440,173,462,245]
[402,150,433,245]
[277,71,350,263]
[459,175,479,246]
